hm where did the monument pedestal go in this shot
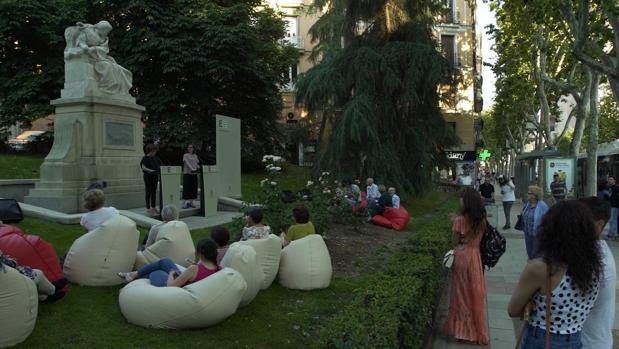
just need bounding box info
[24,96,145,213]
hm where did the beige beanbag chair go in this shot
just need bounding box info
[136,221,194,268]
[278,234,332,290]
[238,234,282,289]
[0,266,38,348]
[220,244,263,307]
[118,267,246,329]
[63,215,139,286]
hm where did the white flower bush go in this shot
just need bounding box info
[262,154,286,163]
[306,180,314,187]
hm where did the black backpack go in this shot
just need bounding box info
[480,222,506,270]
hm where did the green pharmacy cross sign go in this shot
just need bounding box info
[479,149,491,161]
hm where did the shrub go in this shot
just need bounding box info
[238,162,365,237]
[320,196,457,349]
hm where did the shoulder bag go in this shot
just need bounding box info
[514,264,551,349]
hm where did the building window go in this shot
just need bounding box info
[441,0,454,23]
[283,17,300,48]
[283,63,299,91]
[441,34,456,67]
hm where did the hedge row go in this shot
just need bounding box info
[320,196,458,349]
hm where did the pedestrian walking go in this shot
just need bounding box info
[520,185,549,259]
[479,175,495,203]
[508,200,602,349]
[499,175,515,230]
[607,176,618,240]
[444,187,489,345]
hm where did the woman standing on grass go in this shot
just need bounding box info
[444,187,489,345]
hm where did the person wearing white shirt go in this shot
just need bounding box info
[366,178,380,203]
[388,187,400,208]
[580,197,616,349]
[80,189,119,232]
[499,175,516,229]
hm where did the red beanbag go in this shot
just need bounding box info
[0,224,66,284]
[370,207,410,231]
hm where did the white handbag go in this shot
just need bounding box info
[443,249,455,269]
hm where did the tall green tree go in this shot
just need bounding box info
[0,0,299,162]
[296,0,458,195]
[0,0,83,135]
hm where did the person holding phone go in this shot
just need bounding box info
[118,239,220,287]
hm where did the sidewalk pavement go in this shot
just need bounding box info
[431,196,619,349]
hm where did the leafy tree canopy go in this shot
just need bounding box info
[0,0,299,162]
[296,0,459,195]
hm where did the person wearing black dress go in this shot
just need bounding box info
[140,143,162,216]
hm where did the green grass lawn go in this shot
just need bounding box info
[14,218,356,349]
[0,154,44,179]
[0,153,308,204]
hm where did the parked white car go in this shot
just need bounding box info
[7,131,46,151]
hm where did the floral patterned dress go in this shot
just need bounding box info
[444,216,489,345]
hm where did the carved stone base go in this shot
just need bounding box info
[24,96,145,213]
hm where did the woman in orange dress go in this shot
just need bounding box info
[444,187,489,345]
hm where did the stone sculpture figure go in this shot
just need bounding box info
[63,21,132,96]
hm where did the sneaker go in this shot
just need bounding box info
[502,225,510,230]
[188,202,196,208]
[117,271,137,283]
[182,202,190,209]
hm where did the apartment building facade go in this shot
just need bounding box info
[267,0,482,168]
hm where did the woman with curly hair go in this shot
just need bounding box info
[508,200,602,348]
[444,187,489,345]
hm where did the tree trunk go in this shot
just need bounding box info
[570,68,592,155]
[609,78,619,103]
[534,29,552,148]
[585,71,601,196]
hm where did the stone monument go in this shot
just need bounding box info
[25,21,145,213]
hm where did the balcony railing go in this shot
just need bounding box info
[438,9,461,24]
[282,36,304,50]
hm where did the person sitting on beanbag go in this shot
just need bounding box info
[0,251,65,302]
[388,187,400,208]
[142,205,179,249]
[280,205,315,247]
[241,208,271,241]
[118,239,220,287]
[371,185,393,216]
[211,226,230,266]
[80,189,119,232]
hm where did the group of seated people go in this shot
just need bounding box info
[336,177,401,216]
[76,187,317,289]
